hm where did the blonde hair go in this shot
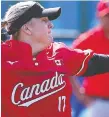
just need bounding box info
[2,1,36,39]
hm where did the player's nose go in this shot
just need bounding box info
[48,21,54,29]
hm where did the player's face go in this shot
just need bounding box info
[100,13,109,31]
[30,17,54,48]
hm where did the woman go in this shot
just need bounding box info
[1,1,109,117]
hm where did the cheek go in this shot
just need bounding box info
[35,28,49,43]
[38,25,48,38]
[32,25,47,37]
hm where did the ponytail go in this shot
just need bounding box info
[1,21,10,42]
[1,20,8,29]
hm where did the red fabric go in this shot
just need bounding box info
[72,26,109,98]
[97,0,109,17]
[2,39,92,117]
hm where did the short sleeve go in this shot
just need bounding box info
[61,48,94,76]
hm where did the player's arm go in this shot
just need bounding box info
[72,31,93,50]
[72,49,109,77]
[70,76,94,106]
[82,53,109,76]
[58,47,109,76]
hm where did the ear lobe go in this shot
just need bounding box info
[21,24,32,35]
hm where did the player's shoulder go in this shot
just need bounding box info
[52,42,89,54]
[1,40,11,52]
[51,42,74,57]
[52,42,69,51]
[1,39,17,60]
[1,41,12,62]
[78,26,102,40]
[72,26,103,48]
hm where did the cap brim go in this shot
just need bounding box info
[42,7,61,20]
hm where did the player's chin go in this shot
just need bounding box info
[48,36,53,43]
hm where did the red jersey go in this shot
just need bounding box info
[72,26,109,98]
[2,39,92,117]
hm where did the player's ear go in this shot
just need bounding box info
[21,24,32,35]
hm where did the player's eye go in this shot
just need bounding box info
[42,19,48,23]
[41,17,49,23]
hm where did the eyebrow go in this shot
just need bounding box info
[41,17,49,20]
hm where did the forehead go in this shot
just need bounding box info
[30,17,49,23]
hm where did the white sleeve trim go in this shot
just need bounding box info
[75,50,91,76]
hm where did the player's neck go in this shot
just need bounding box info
[104,29,109,39]
[31,44,45,56]
[18,36,43,56]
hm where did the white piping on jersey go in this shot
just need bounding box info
[75,51,91,76]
